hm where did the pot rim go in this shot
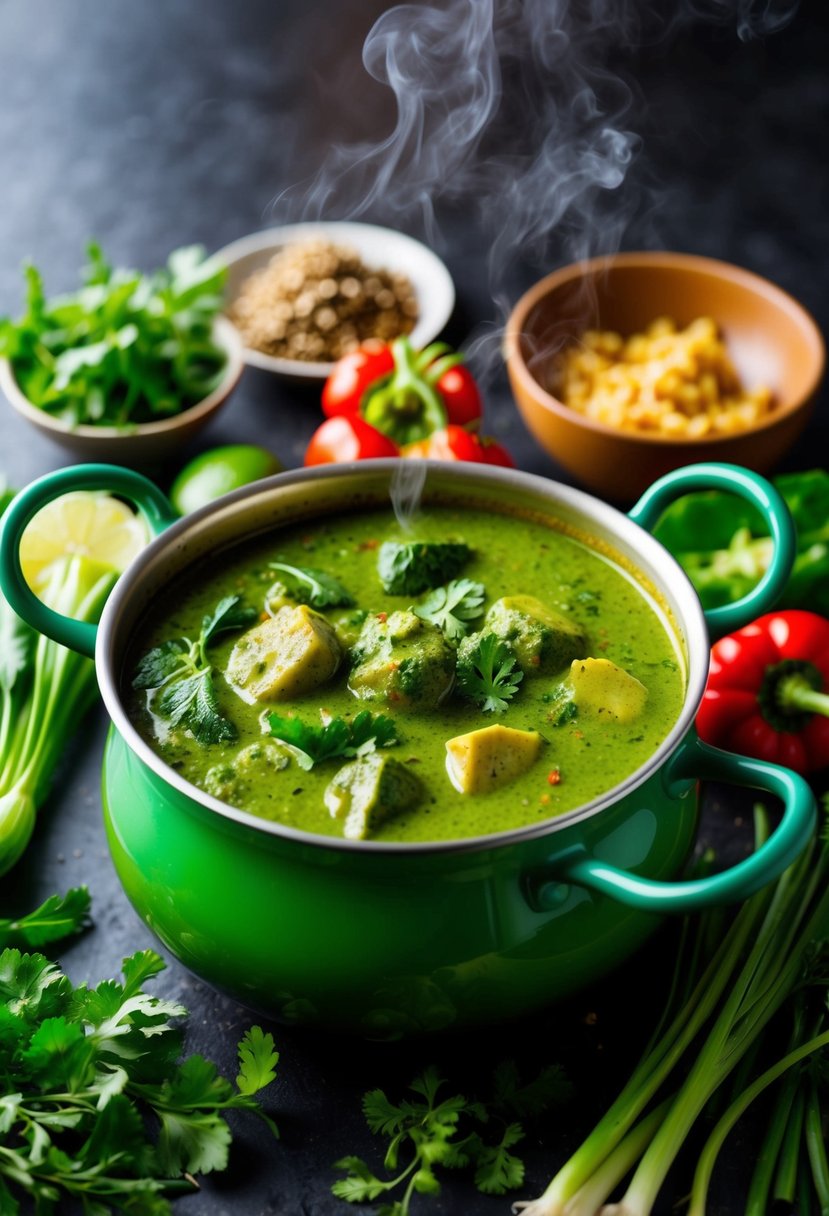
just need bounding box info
[97,459,709,856]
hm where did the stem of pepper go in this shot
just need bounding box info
[361,337,447,445]
[758,659,829,731]
[777,673,829,718]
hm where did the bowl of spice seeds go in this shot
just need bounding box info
[217,221,456,381]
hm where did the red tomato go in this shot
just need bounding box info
[433,364,482,428]
[304,416,400,465]
[321,343,395,419]
[403,425,514,466]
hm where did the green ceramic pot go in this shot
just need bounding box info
[0,460,815,1037]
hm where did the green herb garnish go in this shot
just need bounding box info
[0,887,90,950]
[0,946,278,1211]
[377,541,471,596]
[0,243,228,427]
[456,633,523,713]
[413,578,485,641]
[332,1061,571,1212]
[268,561,354,608]
[268,711,399,771]
[133,594,256,745]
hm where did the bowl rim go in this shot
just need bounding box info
[0,315,245,440]
[97,458,710,857]
[505,250,826,448]
[215,220,456,379]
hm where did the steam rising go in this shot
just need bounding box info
[390,460,428,531]
[278,0,799,300]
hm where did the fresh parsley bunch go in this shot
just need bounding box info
[333,1062,571,1214]
[0,946,278,1213]
[0,243,228,427]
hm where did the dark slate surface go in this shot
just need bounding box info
[0,2,827,1213]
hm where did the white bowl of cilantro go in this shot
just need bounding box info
[0,244,245,465]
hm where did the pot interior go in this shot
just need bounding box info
[99,461,709,851]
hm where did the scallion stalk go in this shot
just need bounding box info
[0,553,114,874]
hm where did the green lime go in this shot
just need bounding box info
[170,444,284,515]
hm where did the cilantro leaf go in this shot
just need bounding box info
[133,595,253,745]
[377,541,472,595]
[0,887,90,949]
[268,711,399,770]
[456,632,523,712]
[413,579,485,641]
[200,595,258,647]
[268,561,354,608]
[472,1122,525,1194]
[332,1156,392,1203]
[236,1025,279,1095]
[132,638,190,689]
[157,669,236,746]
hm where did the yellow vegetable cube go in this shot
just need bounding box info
[226,604,342,703]
[445,724,542,795]
[568,657,647,722]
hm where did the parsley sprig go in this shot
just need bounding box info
[456,632,523,712]
[268,561,354,608]
[413,579,485,642]
[268,710,399,771]
[332,1061,571,1213]
[133,595,256,745]
[0,946,278,1212]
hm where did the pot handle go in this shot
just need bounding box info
[525,733,815,914]
[0,464,178,658]
[628,462,796,640]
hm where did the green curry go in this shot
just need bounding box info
[125,505,686,844]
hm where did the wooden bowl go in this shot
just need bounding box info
[0,317,244,467]
[505,252,825,502]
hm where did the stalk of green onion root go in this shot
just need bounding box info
[515,806,829,1216]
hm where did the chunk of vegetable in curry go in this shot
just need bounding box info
[445,725,543,794]
[567,657,648,723]
[348,610,455,709]
[127,505,685,844]
[324,753,423,840]
[226,604,342,702]
[486,595,586,675]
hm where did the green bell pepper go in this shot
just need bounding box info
[653,469,829,614]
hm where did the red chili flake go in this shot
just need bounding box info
[376,612,388,623]
[547,768,561,786]
[597,640,609,651]
[357,539,379,551]
[530,655,541,667]
[259,611,269,622]
[574,729,585,739]
[388,661,399,671]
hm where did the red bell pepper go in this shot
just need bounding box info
[696,609,829,774]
